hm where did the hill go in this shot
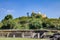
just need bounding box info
[0,12,60,30]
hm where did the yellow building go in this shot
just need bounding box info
[38,12,47,18]
[41,14,46,18]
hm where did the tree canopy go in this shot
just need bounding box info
[0,12,60,30]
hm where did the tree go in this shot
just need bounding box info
[3,14,13,20]
[1,14,15,29]
[29,21,42,29]
[27,12,29,18]
[35,14,42,18]
[1,19,16,29]
[31,12,36,18]
[59,17,60,19]
[42,21,47,28]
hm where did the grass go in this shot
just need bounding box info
[0,38,49,40]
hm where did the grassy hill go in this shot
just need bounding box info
[0,12,60,30]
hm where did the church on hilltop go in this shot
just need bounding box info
[38,12,47,18]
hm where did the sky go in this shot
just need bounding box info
[0,0,60,21]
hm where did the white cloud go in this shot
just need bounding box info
[0,8,15,14]
[0,8,6,13]
[6,9,15,14]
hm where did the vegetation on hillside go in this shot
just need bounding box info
[0,12,60,30]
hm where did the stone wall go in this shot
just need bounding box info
[0,29,59,39]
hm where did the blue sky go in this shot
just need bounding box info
[0,0,60,21]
